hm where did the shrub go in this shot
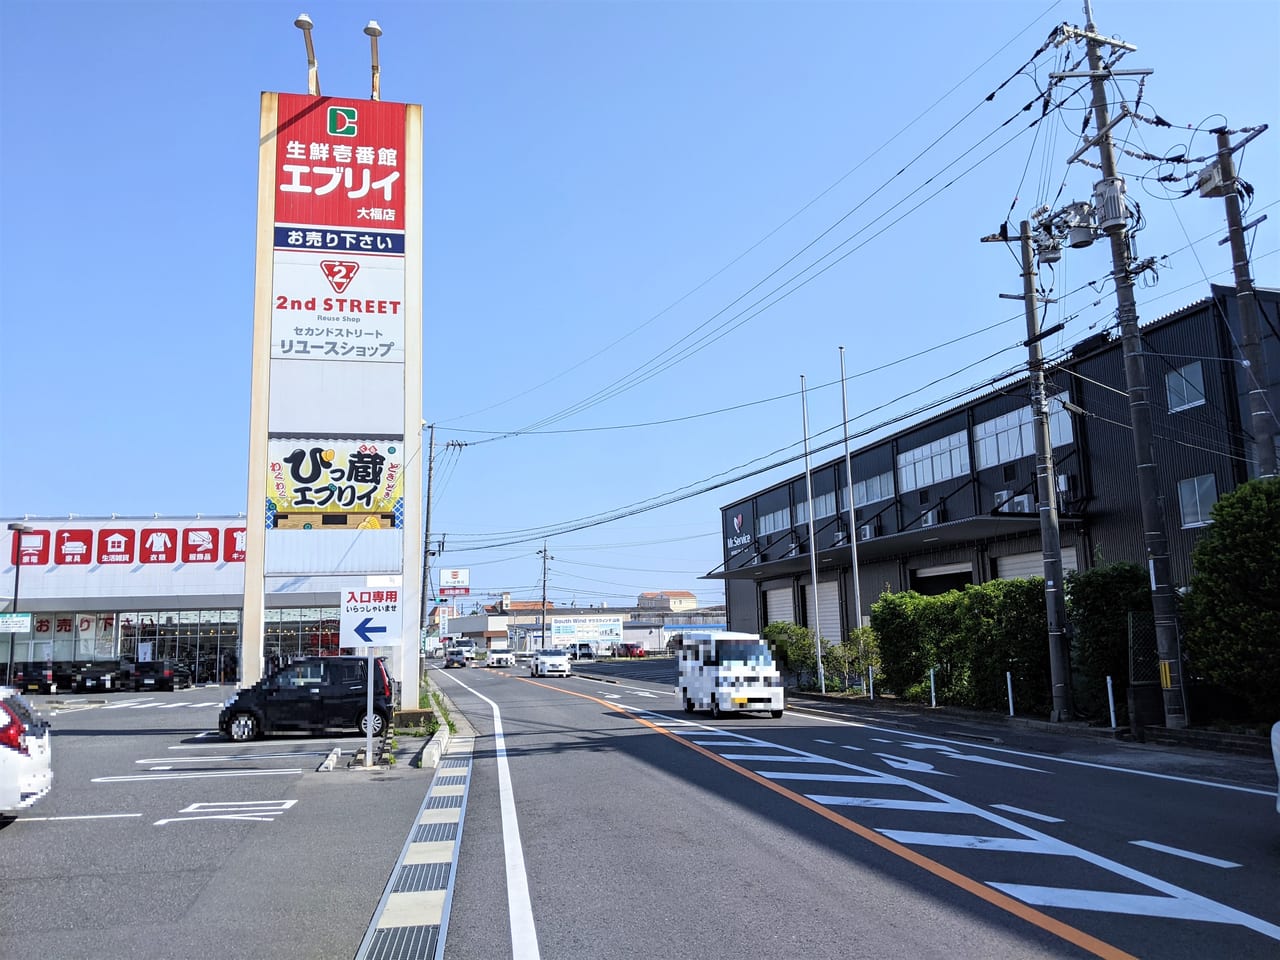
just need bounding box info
[1065,562,1151,723]
[763,621,820,689]
[1182,477,1280,724]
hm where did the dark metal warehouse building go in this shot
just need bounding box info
[710,284,1280,639]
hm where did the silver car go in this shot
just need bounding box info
[530,649,571,678]
[1,686,52,813]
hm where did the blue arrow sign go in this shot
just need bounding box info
[354,617,387,644]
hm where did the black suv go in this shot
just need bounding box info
[218,656,394,742]
[122,659,192,692]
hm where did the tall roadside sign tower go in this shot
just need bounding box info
[242,17,424,706]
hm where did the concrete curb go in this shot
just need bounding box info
[418,725,450,769]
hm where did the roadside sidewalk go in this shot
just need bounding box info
[785,689,1273,758]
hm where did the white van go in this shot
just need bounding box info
[675,631,784,719]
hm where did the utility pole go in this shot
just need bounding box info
[1010,223,1074,720]
[1206,126,1275,477]
[538,542,552,650]
[418,424,436,636]
[838,347,864,633]
[1058,1,1187,727]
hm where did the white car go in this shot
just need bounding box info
[1272,720,1279,815]
[1,686,52,813]
[487,646,516,668]
[530,649,571,678]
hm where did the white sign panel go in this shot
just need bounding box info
[0,613,31,633]
[549,616,624,645]
[439,567,470,596]
[341,585,402,646]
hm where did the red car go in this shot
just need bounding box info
[614,642,646,658]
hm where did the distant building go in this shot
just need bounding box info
[637,590,697,612]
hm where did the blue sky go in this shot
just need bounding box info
[2,0,1277,611]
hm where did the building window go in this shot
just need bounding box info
[973,397,1074,470]
[1178,474,1217,527]
[897,430,970,494]
[795,490,836,525]
[757,506,791,536]
[1166,362,1205,412]
[841,469,895,510]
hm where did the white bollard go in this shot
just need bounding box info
[1006,671,1015,717]
[1106,675,1117,728]
[868,666,875,701]
[930,667,936,708]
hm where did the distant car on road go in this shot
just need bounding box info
[1,686,52,814]
[218,655,394,742]
[487,646,516,668]
[614,642,646,659]
[443,648,469,669]
[530,649,571,678]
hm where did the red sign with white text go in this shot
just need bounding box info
[97,528,136,564]
[223,527,247,563]
[274,94,407,229]
[54,530,93,565]
[181,528,219,563]
[139,528,179,563]
[11,529,49,566]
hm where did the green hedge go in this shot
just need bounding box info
[1063,562,1150,723]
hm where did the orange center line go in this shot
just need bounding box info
[516,676,1138,960]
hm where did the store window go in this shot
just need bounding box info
[1166,362,1205,412]
[1178,474,1217,527]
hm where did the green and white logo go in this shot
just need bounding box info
[328,106,358,137]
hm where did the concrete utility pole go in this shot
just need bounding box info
[1017,222,1074,721]
[539,542,552,649]
[1064,1,1188,727]
[1209,127,1275,477]
[838,347,864,633]
[418,424,436,635]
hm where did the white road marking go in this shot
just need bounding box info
[808,795,964,813]
[102,699,154,709]
[436,670,541,960]
[901,741,1046,772]
[799,712,1275,797]
[876,753,955,776]
[879,830,1070,855]
[990,803,1064,823]
[156,799,297,826]
[720,754,841,764]
[137,752,327,764]
[840,744,865,752]
[15,813,142,822]
[759,771,891,785]
[93,769,301,782]
[1129,840,1241,869]
[814,739,835,745]
[150,766,174,770]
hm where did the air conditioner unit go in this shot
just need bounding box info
[921,507,942,528]
[1012,494,1035,513]
[994,490,1015,513]
[857,522,878,542]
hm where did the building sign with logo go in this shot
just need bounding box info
[438,568,470,596]
[265,438,404,526]
[549,616,624,646]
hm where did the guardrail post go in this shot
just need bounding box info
[1006,671,1015,717]
[1106,675,1117,728]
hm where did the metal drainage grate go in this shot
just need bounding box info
[439,757,469,769]
[393,861,450,892]
[365,925,439,960]
[411,821,457,843]
[424,794,463,809]
[433,775,468,786]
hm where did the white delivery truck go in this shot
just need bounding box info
[675,630,784,719]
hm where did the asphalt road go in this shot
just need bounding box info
[3,667,1277,960]
[433,659,1280,960]
[0,686,431,960]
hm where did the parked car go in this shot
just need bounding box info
[1,686,52,814]
[614,642,646,658]
[72,660,126,693]
[530,648,571,678]
[566,642,595,660]
[443,648,469,669]
[218,655,394,742]
[487,646,516,668]
[9,662,57,695]
[126,659,193,692]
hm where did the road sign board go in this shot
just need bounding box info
[0,613,31,633]
[340,587,401,647]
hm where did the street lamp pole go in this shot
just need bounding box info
[7,523,32,683]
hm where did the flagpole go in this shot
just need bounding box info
[800,375,826,693]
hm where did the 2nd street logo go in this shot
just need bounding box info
[328,105,358,136]
[320,260,360,293]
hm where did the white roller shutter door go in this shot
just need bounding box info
[765,587,794,625]
[994,546,1079,580]
[804,580,842,642]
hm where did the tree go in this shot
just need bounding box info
[1181,477,1280,724]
